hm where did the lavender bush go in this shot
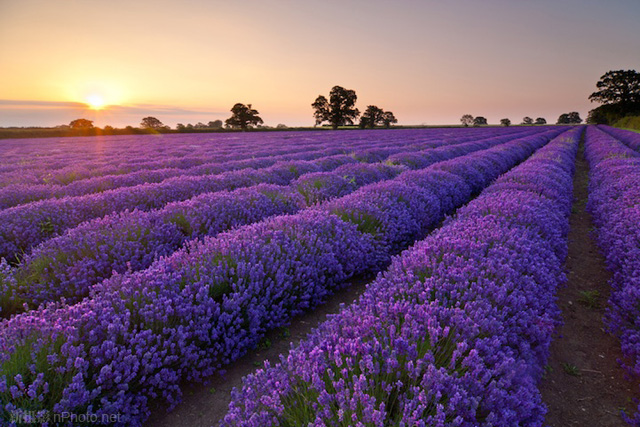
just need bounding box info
[0,133,537,315]
[222,127,581,426]
[0,128,567,426]
[584,126,640,425]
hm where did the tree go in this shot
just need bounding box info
[460,114,474,127]
[521,116,533,125]
[500,118,511,127]
[208,120,223,129]
[69,118,94,129]
[141,117,165,129]
[473,116,487,126]
[587,70,640,124]
[557,112,582,124]
[359,105,384,129]
[358,106,397,129]
[534,117,547,125]
[225,103,263,130]
[312,86,359,129]
[381,111,397,128]
[589,70,640,106]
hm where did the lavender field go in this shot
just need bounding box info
[1,126,640,426]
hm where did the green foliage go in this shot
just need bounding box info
[613,115,640,131]
[521,117,533,125]
[562,362,580,376]
[166,212,194,236]
[578,289,600,308]
[331,209,382,236]
[500,118,511,127]
[38,218,55,236]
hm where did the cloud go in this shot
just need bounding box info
[0,99,227,127]
[0,99,86,108]
[108,104,225,116]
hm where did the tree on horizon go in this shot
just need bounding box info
[140,116,166,130]
[587,69,640,124]
[460,114,474,127]
[500,118,511,126]
[521,116,533,125]
[69,118,94,129]
[225,103,263,131]
[557,112,582,124]
[473,116,488,126]
[312,86,359,129]
[358,106,397,129]
[535,117,547,125]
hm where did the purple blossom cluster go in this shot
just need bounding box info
[0,132,353,188]
[598,125,640,152]
[583,126,640,425]
[0,149,332,210]
[0,154,354,262]
[0,130,546,315]
[0,128,568,426]
[222,127,581,426]
[0,128,538,190]
[2,127,501,260]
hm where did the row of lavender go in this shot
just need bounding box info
[0,137,429,260]
[223,127,581,427]
[0,142,343,210]
[0,130,522,316]
[0,128,548,265]
[0,132,344,183]
[0,128,528,188]
[599,124,640,151]
[0,128,537,261]
[0,129,562,425]
[0,128,539,209]
[584,126,640,425]
[0,130,457,210]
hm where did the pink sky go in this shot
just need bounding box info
[1,0,638,127]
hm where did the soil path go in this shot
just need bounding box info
[148,139,640,427]
[539,141,639,426]
[145,277,371,427]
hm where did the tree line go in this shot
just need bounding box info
[14,69,640,139]
[460,114,580,127]
[587,69,640,127]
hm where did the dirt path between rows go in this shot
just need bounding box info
[145,276,372,427]
[148,139,640,427]
[539,142,639,426]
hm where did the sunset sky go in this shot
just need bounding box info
[1,0,639,128]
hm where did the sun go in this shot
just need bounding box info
[86,94,106,110]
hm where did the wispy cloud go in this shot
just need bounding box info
[0,99,223,115]
[0,99,86,108]
[0,99,227,127]
[108,104,225,116]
